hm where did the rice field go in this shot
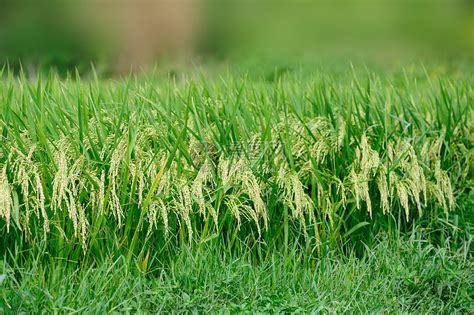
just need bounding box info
[0,64,472,312]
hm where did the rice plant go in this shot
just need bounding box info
[0,66,472,263]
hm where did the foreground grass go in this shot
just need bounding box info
[1,233,472,313]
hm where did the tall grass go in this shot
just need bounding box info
[0,66,472,265]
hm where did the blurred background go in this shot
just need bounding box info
[0,0,472,75]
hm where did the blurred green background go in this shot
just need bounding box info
[0,0,473,74]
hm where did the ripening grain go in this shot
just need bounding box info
[0,68,472,259]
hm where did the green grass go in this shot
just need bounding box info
[0,63,472,312]
[2,233,472,313]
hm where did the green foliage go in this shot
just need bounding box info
[0,234,472,313]
[0,65,472,264]
[0,63,472,312]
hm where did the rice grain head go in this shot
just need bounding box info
[395,180,410,222]
[0,165,12,232]
[191,160,218,226]
[51,149,69,214]
[350,134,380,218]
[239,161,268,231]
[434,160,455,214]
[175,180,193,242]
[337,116,346,150]
[78,203,89,252]
[377,165,390,215]
[108,137,128,225]
[276,166,314,230]
[224,194,242,230]
[34,172,48,233]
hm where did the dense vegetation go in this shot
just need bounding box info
[0,65,472,312]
